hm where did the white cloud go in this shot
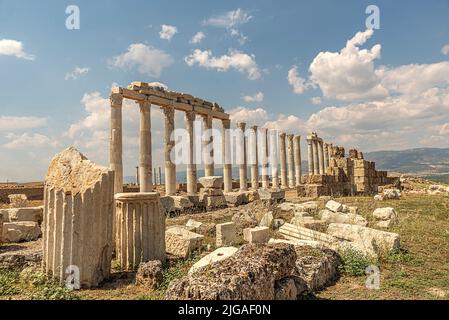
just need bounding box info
[185,49,261,80]
[287,65,308,94]
[3,133,59,150]
[243,92,264,103]
[110,43,173,77]
[441,44,449,55]
[229,107,269,126]
[311,97,322,105]
[190,32,206,44]
[0,39,35,60]
[0,116,47,131]
[159,24,178,41]
[203,8,253,44]
[65,67,90,80]
[309,29,387,101]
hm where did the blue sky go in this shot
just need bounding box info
[1,0,449,181]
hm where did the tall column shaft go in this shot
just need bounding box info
[237,122,248,191]
[202,115,214,177]
[270,131,279,189]
[222,120,233,192]
[185,111,197,195]
[138,101,153,192]
[294,136,302,185]
[110,93,123,194]
[318,138,325,175]
[324,143,329,170]
[163,106,176,195]
[250,126,259,190]
[279,133,288,188]
[260,128,270,189]
[307,137,314,176]
[287,135,295,188]
[313,138,320,175]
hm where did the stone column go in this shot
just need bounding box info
[250,126,259,190]
[202,114,214,177]
[287,134,295,188]
[294,136,302,186]
[328,143,333,162]
[110,93,123,194]
[306,136,314,176]
[324,143,329,170]
[270,131,279,189]
[318,138,325,175]
[43,148,114,288]
[163,106,176,195]
[115,192,166,271]
[237,122,248,191]
[313,137,320,175]
[260,128,270,189]
[185,111,197,195]
[222,119,233,193]
[138,101,153,192]
[279,133,288,189]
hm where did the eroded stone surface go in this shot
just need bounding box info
[2,222,41,243]
[165,226,204,259]
[136,260,163,290]
[188,247,238,274]
[198,176,223,189]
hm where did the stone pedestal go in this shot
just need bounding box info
[43,148,114,288]
[115,192,166,271]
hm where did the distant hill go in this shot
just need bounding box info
[364,148,449,180]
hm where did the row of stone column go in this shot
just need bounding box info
[306,132,332,176]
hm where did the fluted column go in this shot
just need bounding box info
[163,106,176,195]
[115,192,166,271]
[222,119,232,193]
[260,128,270,189]
[237,122,248,191]
[250,126,259,190]
[185,111,197,195]
[328,143,333,163]
[202,114,214,177]
[110,93,123,194]
[279,133,288,188]
[324,143,329,171]
[307,136,314,176]
[313,137,320,175]
[318,138,325,175]
[294,136,302,186]
[287,134,295,188]
[270,130,279,189]
[138,101,153,192]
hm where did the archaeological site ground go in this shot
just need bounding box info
[1,1,449,312]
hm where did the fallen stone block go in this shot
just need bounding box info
[136,260,163,290]
[0,207,43,224]
[259,211,274,228]
[382,188,401,200]
[268,238,323,249]
[296,201,319,215]
[232,211,258,231]
[188,247,238,274]
[258,189,285,202]
[243,226,270,244]
[279,223,338,248]
[165,243,301,300]
[165,226,204,259]
[224,192,248,207]
[8,194,27,208]
[203,195,227,209]
[319,209,368,227]
[216,222,236,247]
[325,200,343,213]
[327,223,400,257]
[290,215,327,232]
[2,221,41,243]
[160,196,194,215]
[198,176,223,189]
[373,207,398,221]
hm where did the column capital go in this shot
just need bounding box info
[286,134,294,141]
[162,105,175,118]
[221,119,231,128]
[110,93,123,106]
[185,110,196,122]
[280,132,286,139]
[259,127,268,133]
[237,122,246,130]
[250,125,258,131]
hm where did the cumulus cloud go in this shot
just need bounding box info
[3,133,59,150]
[0,39,35,60]
[65,67,90,80]
[229,107,269,126]
[243,92,264,103]
[287,65,308,94]
[190,32,206,44]
[0,116,47,131]
[159,24,178,41]
[309,29,388,101]
[185,49,261,80]
[441,44,449,55]
[203,8,253,44]
[110,43,173,77]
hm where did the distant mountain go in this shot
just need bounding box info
[364,148,449,176]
